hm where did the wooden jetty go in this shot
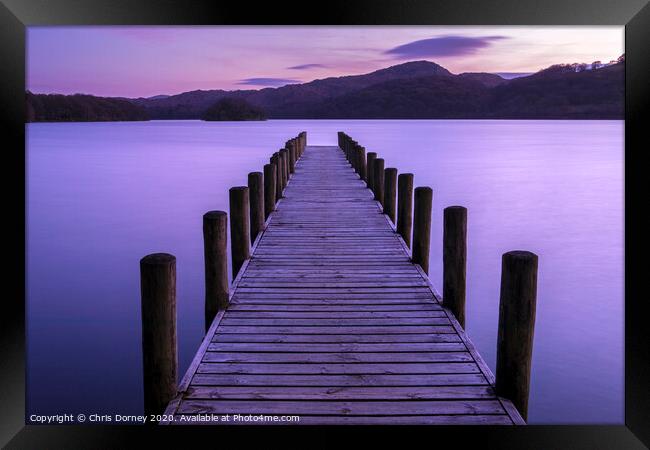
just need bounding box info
[140,132,537,425]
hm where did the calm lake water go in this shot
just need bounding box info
[26,120,623,424]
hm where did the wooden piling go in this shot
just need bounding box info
[140,253,177,417]
[384,168,397,224]
[279,149,288,193]
[288,143,295,174]
[263,163,276,219]
[229,186,250,278]
[397,173,414,248]
[282,148,289,183]
[373,158,385,205]
[412,186,433,274]
[358,146,366,181]
[202,211,229,332]
[248,172,264,243]
[443,206,467,328]
[367,152,377,191]
[270,153,281,202]
[496,250,538,422]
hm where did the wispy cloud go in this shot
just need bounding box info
[385,35,508,59]
[287,63,327,70]
[237,77,301,87]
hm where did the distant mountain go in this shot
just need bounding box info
[27,58,624,122]
[132,60,454,120]
[26,92,149,122]
[486,62,624,119]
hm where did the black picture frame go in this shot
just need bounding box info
[1,0,648,447]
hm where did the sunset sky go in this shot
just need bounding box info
[27,26,624,98]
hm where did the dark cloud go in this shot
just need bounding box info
[385,35,508,59]
[287,63,327,70]
[237,78,301,87]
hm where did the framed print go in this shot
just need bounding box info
[1,0,648,447]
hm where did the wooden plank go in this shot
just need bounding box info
[227,304,443,311]
[224,311,447,318]
[216,326,456,334]
[191,373,488,386]
[207,342,466,352]
[176,399,506,415]
[196,362,482,375]
[211,333,462,343]
[184,385,495,400]
[170,414,512,425]
[202,351,473,363]
[220,318,450,326]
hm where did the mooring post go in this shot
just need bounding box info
[384,168,397,223]
[358,146,366,181]
[276,151,284,194]
[282,147,290,182]
[496,250,538,422]
[366,152,377,192]
[412,186,433,274]
[229,186,251,277]
[355,145,363,177]
[279,149,288,193]
[288,142,296,174]
[270,153,281,202]
[300,132,306,155]
[443,206,467,328]
[202,211,229,332]
[397,173,414,248]
[140,253,177,418]
[263,163,276,219]
[248,172,265,243]
[373,158,385,206]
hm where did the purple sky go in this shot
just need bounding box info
[27,26,623,98]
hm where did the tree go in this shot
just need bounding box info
[201,97,267,121]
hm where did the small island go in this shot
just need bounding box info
[201,97,267,121]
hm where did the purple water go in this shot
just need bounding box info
[26,119,623,424]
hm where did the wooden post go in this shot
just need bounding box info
[202,211,229,332]
[412,186,432,274]
[248,172,264,243]
[373,158,385,205]
[355,146,363,177]
[443,206,467,328]
[270,153,281,202]
[496,251,538,422]
[366,152,377,191]
[263,163,276,219]
[384,168,397,223]
[281,148,289,184]
[397,173,414,248]
[229,186,250,278]
[288,142,296,174]
[279,149,287,193]
[358,146,366,181]
[140,253,177,417]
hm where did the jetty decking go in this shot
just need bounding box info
[160,144,524,425]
